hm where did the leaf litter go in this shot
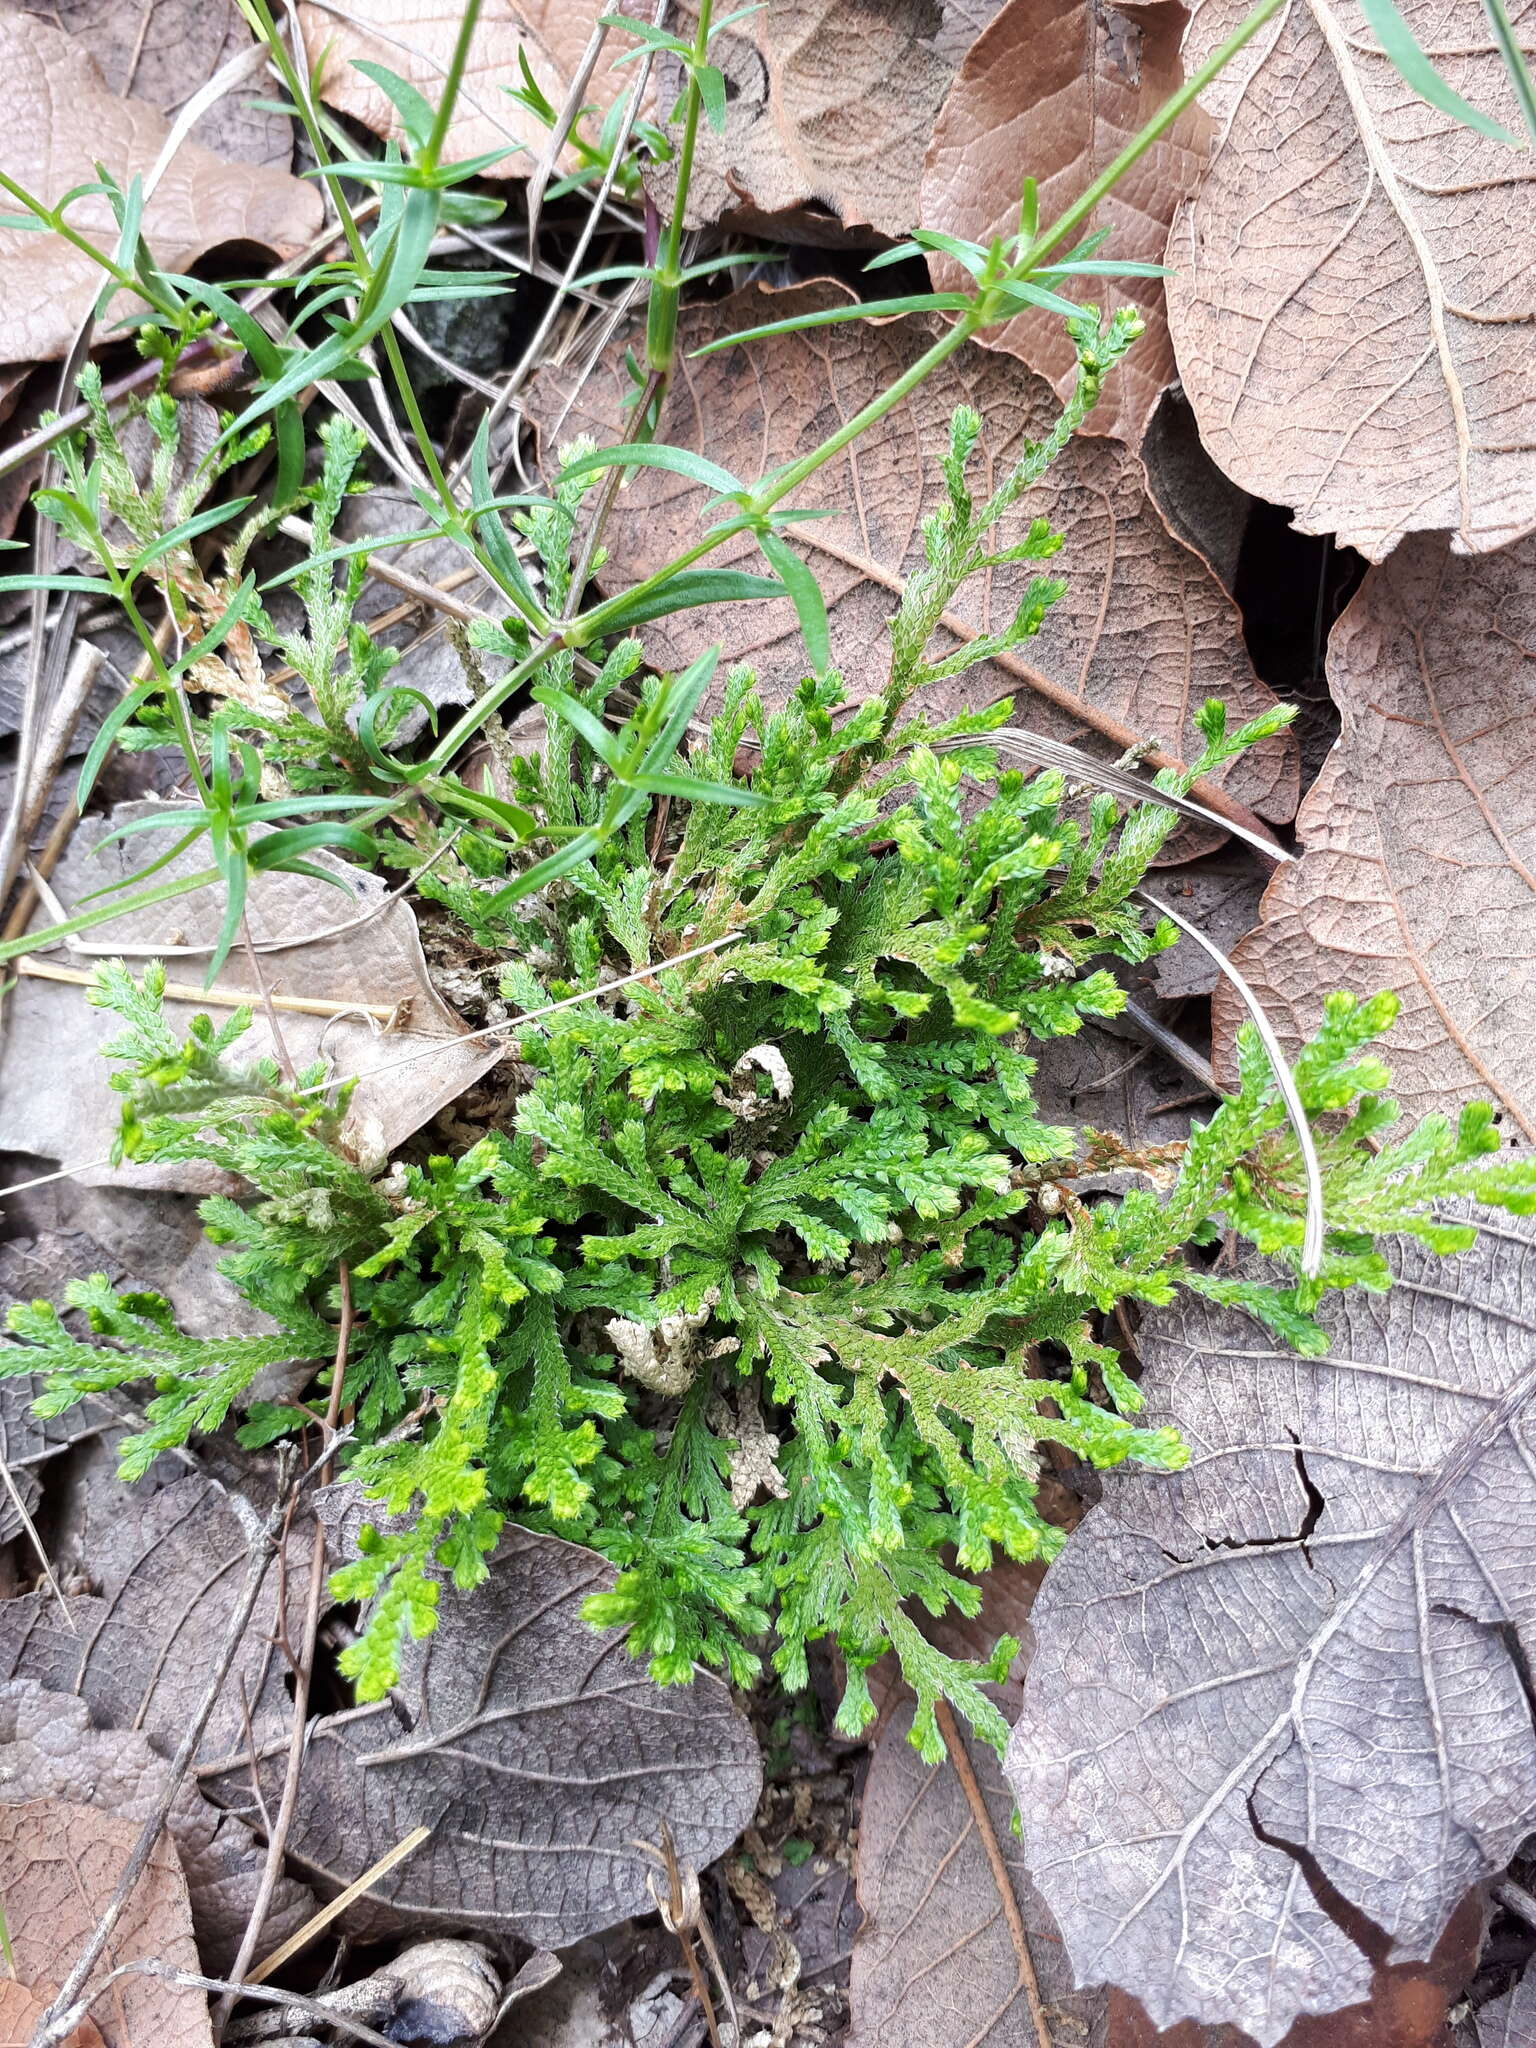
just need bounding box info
[3,0,1536,2040]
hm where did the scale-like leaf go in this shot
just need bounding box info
[1010,1210,1536,2044]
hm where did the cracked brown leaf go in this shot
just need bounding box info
[658,1,1004,237]
[0,1471,301,1765]
[920,0,1210,442]
[1009,1211,1536,2046]
[0,13,321,363]
[1166,0,1536,559]
[0,1680,314,1974]
[299,0,637,175]
[206,1522,762,1946]
[1213,532,1536,1140]
[849,1696,1105,2048]
[0,1796,210,2048]
[531,283,1297,847]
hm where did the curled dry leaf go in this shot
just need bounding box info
[657,0,1005,237]
[1166,0,1536,559]
[0,804,503,1196]
[1009,1211,1536,2045]
[206,1521,762,1947]
[920,0,1210,442]
[0,1797,212,2048]
[1213,532,1536,1139]
[299,0,637,175]
[531,282,1297,851]
[849,1695,1106,2048]
[0,13,321,363]
[0,1680,314,1974]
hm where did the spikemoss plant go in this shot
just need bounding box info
[9,316,1536,1762]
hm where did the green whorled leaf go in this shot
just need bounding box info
[1010,1210,1536,2045]
[205,1517,761,1945]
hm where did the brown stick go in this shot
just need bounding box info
[935,1699,1055,2048]
[13,957,398,1020]
[216,1267,354,2029]
[30,1474,293,2048]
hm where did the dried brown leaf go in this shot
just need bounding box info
[0,804,502,1195]
[0,1796,211,2048]
[658,0,1005,237]
[848,1695,1106,2048]
[1166,0,1536,559]
[0,1680,314,1975]
[0,1235,118,1545]
[920,0,1210,442]
[1213,532,1536,1139]
[299,0,636,175]
[206,1522,762,1947]
[531,282,1297,847]
[1459,1962,1536,2047]
[44,0,297,168]
[1009,1212,1536,2044]
[0,1471,300,1765]
[0,14,321,363]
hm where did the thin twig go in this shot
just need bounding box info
[54,1960,399,2048]
[246,1824,433,1984]
[217,1268,354,2027]
[935,1699,1055,2048]
[30,1467,295,2048]
[0,1455,75,1632]
[12,957,399,1020]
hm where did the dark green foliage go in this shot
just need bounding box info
[10,319,1536,1762]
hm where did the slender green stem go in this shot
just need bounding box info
[421,636,558,775]
[1014,0,1287,276]
[0,867,223,965]
[421,0,485,173]
[1479,0,1536,142]
[560,0,1288,652]
[646,0,713,374]
[0,172,178,317]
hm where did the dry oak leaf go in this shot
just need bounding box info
[921,0,1210,443]
[0,1797,211,2048]
[1213,531,1536,1140]
[848,1696,1106,2048]
[299,0,637,175]
[0,13,321,363]
[206,1523,762,1947]
[1009,1211,1536,2046]
[656,0,1005,238]
[530,282,1297,850]
[1166,0,1536,560]
[0,1679,315,1976]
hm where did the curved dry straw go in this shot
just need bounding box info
[933,727,1297,867]
[1134,887,1324,1278]
[936,723,1322,1269]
